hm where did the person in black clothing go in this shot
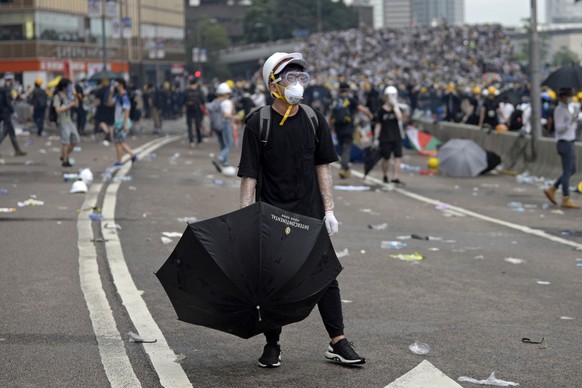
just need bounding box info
[374,86,403,184]
[479,91,499,129]
[30,78,48,136]
[74,81,88,136]
[331,82,373,179]
[183,78,205,147]
[0,75,26,156]
[238,51,365,369]
[93,80,115,139]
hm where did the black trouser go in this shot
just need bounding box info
[335,126,354,170]
[0,115,23,153]
[264,279,344,343]
[76,107,87,135]
[186,110,203,144]
[33,107,46,135]
[554,140,577,196]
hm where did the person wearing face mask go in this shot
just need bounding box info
[53,78,79,167]
[238,52,365,369]
[544,88,580,209]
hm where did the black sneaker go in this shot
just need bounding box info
[391,179,404,186]
[62,161,73,168]
[383,176,389,183]
[325,339,365,365]
[258,343,281,368]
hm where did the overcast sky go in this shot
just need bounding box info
[464,0,546,27]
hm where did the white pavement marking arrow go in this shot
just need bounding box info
[384,360,463,388]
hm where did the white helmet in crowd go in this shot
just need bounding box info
[384,85,398,100]
[262,52,307,88]
[216,82,232,95]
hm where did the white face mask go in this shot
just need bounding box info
[284,83,304,105]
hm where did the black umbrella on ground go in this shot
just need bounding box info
[155,202,343,339]
[89,70,121,82]
[363,146,382,176]
[542,65,582,91]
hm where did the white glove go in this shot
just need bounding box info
[373,138,380,148]
[324,211,339,236]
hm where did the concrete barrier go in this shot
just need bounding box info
[415,119,582,180]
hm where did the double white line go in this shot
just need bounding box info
[77,136,192,387]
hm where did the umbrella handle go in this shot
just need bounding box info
[256,305,262,322]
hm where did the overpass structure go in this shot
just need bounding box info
[218,41,299,78]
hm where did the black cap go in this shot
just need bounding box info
[339,82,350,90]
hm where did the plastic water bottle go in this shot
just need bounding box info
[0,188,8,196]
[381,241,407,249]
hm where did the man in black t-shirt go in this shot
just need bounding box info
[183,78,205,147]
[374,86,404,184]
[478,90,499,129]
[238,52,365,369]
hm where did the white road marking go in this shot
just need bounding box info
[101,136,192,387]
[384,360,463,388]
[347,167,582,251]
[78,183,141,387]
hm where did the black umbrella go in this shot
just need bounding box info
[363,146,382,176]
[542,65,582,91]
[155,202,343,339]
[89,70,121,82]
[494,89,522,106]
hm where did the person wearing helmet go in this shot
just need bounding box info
[30,77,49,136]
[478,88,499,130]
[331,82,373,179]
[238,52,365,368]
[373,86,404,184]
[210,82,238,170]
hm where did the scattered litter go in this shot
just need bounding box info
[560,316,575,320]
[161,236,173,244]
[336,248,349,258]
[458,372,519,386]
[79,168,93,184]
[507,202,525,212]
[381,241,407,249]
[409,341,430,355]
[536,281,551,285]
[0,208,16,213]
[334,185,370,191]
[162,232,182,238]
[435,203,450,211]
[576,263,582,267]
[523,204,538,209]
[212,179,225,186]
[341,300,353,304]
[102,140,111,146]
[170,152,181,161]
[63,173,79,182]
[411,234,429,240]
[368,223,388,230]
[128,331,157,343]
[39,149,47,154]
[550,209,565,215]
[474,255,485,259]
[521,337,544,344]
[128,186,137,191]
[0,188,8,196]
[89,212,103,221]
[73,146,82,152]
[70,180,88,194]
[174,354,187,363]
[113,176,132,183]
[400,163,421,172]
[360,250,366,254]
[396,235,411,240]
[443,240,457,244]
[390,252,424,261]
[428,248,440,251]
[25,160,34,165]
[177,216,198,223]
[17,198,44,207]
[104,223,122,230]
[504,257,525,265]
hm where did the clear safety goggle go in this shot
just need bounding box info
[273,71,310,86]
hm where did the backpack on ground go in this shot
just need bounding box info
[331,96,352,125]
[509,107,523,130]
[245,104,319,146]
[48,95,58,123]
[209,99,226,132]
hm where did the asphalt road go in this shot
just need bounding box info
[1,118,582,388]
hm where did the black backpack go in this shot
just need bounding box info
[48,95,58,123]
[185,89,201,109]
[331,96,352,125]
[33,89,48,109]
[509,108,523,130]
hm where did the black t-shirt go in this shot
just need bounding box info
[333,95,360,130]
[375,106,401,142]
[483,99,499,126]
[238,106,338,219]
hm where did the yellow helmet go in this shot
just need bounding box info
[472,86,482,95]
[226,80,235,89]
[548,89,557,100]
[577,91,582,101]
[35,77,43,86]
[487,86,497,95]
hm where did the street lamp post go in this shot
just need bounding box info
[101,0,107,71]
[529,0,541,161]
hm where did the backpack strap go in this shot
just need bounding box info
[299,103,319,144]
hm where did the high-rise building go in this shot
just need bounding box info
[0,0,185,86]
[411,0,464,26]
[546,0,582,24]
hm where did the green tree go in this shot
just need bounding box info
[552,46,580,67]
[243,0,358,44]
[186,17,231,79]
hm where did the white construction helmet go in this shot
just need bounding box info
[384,85,398,98]
[216,82,232,95]
[70,179,88,194]
[262,52,307,88]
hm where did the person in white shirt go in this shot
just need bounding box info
[498,96,515,126]
[544,88,580,209]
